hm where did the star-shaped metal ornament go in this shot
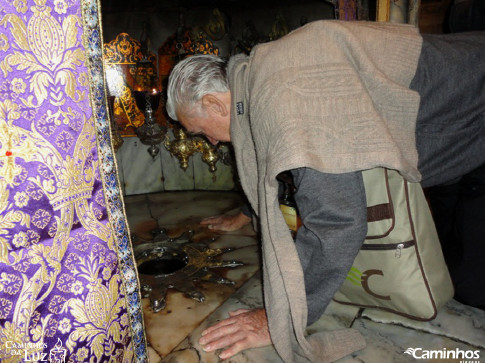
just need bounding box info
[132,229,244,312]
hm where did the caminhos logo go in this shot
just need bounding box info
[404,347,481,361]
[4,337,67,362]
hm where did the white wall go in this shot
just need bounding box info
[115,133,236,195]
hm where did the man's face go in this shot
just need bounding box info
[176,93,232,145]
[177,111,231,145]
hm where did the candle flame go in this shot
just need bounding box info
[53,338,63,351]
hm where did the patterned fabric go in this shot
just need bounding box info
[0,0,147,361]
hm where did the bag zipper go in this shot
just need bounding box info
[361,240,415,258]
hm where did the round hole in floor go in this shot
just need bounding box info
[137,253,188,275]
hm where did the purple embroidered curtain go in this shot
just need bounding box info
[0,0,147,361]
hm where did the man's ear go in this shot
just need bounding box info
[202,94,228,117]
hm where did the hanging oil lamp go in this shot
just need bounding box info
[134,88,164,158]
[133,21,166,159]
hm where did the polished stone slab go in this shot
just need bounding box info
[361,299,485,349]
[338,317,485,363]
[124,190,260,360]
[165,283,485,363]
[124,191,485,363]
[161,272,284,363]
[164,276,366,362]
[123,194,158,241]
[147,346,162,363]
[140,235,260,359]
[147,191,246,229]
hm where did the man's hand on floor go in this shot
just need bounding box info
[200,211,251,232]
[198,308,272,360]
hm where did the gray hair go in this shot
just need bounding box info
[166,54,229,121]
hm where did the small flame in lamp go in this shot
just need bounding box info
[131,24,165,159]
[49,338,67,363]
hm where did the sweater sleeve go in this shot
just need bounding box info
[290,167,367,325]
[240,202,253,218]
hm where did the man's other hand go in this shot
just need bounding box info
[200,211,251,232]
[198,308,272,360]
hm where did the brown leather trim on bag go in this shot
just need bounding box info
[366,169,395,239]
[404,180,438,320]
[333,169,445,321]
[367,203,392,222]
[331,299,435,321]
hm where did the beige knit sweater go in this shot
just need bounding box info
[229,20,423,362]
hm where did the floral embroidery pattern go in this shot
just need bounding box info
[0,0,146,361]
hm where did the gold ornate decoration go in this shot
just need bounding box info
[189,31,220,56]
[234,21,261,54]
[196,138,221,174]
[164,127,223,177]
[103,33,159,136]
[164,127,199,171]
[157,28,193,79]
[107,96,124,152]
[0,102,114,358]
[202,8,227,41]
[159,25,223,175]
[1,6,86,109]
[268,12,289,41]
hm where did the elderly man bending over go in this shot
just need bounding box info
[166,20,485,362]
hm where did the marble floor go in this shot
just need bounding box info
[123,191,485,363]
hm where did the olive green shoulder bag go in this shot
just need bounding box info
[333,168,454,321]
